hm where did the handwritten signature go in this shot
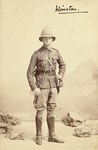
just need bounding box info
[55,5,88,14]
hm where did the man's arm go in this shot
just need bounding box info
[27,52,38,91]
[57,50,66,78]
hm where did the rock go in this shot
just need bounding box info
[74,120,98,137]
[0,110,20,125]
[5,130,24,140]
[61,112,83,127]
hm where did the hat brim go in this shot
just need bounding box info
[39,36,56,42]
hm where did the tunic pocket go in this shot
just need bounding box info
[38,59,47,69]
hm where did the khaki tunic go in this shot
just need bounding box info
[27,46,66,91]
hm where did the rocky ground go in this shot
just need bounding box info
[0,121,98,150]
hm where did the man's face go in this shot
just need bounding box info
[42,37,53,46]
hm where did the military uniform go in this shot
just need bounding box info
[27,46,65,111]
[27,26,66,145]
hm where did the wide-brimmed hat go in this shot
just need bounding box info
[39,26,56,41]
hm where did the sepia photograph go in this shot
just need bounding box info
[0,0,98,150]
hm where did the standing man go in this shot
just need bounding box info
[27,26,66,145]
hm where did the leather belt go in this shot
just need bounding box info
[36,70,56,76]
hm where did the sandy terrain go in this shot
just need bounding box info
[0,121,98,150]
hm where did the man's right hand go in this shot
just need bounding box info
[33,88,41,96]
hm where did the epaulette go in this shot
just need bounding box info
[34,47,42,53]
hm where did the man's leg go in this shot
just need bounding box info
[47,111,65,143]
[35,110,44,145]
[33,89,49,145]
[47,88,65,143]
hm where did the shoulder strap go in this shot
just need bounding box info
[43,53,54,71]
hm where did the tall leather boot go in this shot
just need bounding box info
[35,117,42,145]
[47,117,65,143]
